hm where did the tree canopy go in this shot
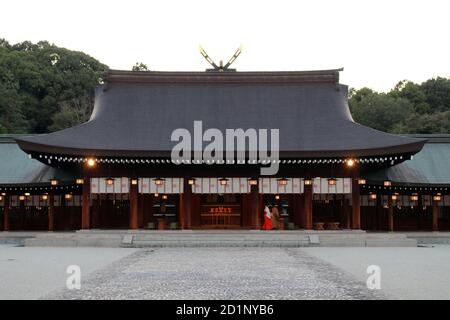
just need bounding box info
[0,39,108,133]
[349,77,450,134]
[0,38,448,135]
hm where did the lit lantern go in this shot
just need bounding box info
[383,180,392,187]
[65,194,72,200]
[187,178,196,185]
[42,194,48,201]
[369,193,377,200]
[219,178,229,186]
[328,178,337,186]
[162,194,168,200]
[19,195,25,201]
[0,196,3,201]
[1,192,5,196]
[275,195,280,200]
[346,159,356,167]
[357,178,367,185]
[433,194,442,202]
[130,178,139,185]
[391,194,398,201]
[304,178,313,186]
[154,193,159,197]
[50,179,59,186]
[106,177,114,186]
[24,192,30,196]
[76,178,84,185]
[410,194,419,201]
[277,178,288,186]
[154,178,165,186]
[86,158,96,167]
[248,178,258,186]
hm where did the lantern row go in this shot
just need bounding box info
[36,154,405,165]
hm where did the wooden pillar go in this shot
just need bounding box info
[48,193,54,231]
[129,181,139,230]
[387,195,394,232]
[3,194,9,231]
[375,195,383,231]
[182,179,192,229]
[387,206,394,232]
[81,178,91,229]
[432,205,439,231]
[343,197,351,229]
[303,184,313,230]
[351,179,361,229]
[250,184,260,229]
[92,197,100,229]
[142,194,151,229]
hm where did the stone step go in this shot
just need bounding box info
[21,231,418,248]
[130,239,312,248]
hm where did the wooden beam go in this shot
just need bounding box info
[182,179,192,229]
[343,197,351,229]
[303,184,313,230]
[387,206,394,232]
[351,179,361,229]
[129,181,139,229]
[250,184,260,229]
[48,193,54,231]
[432,205,439,231]
[3,194,9,231]
[81,178,90,229]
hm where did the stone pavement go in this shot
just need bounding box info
[45,248,384,300]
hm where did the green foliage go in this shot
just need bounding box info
[132,62,149,71]
[349,77,450,134]
[0,37,448,134]
[0,39,108,133]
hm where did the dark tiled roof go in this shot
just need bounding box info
[15,69,425,158]
[365,135,450,185]
[0,135,75,186]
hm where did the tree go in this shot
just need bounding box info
[421,77,450,113]
[349,88,414,133]
[390,80,431,114]
[0,39,108,133]
[132,62,149,71]
[49,96,94,131]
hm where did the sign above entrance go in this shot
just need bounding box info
[192,177,250,194]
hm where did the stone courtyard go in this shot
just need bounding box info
[1,244,450,300]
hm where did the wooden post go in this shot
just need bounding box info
[92,197,100,229]
[432,205,439,231]
[142,194,150,229]
[303,184,313,230]
[292,194,302,229]
[81,178,91,229]
[387,206,394,232]
[3,194,9,231]
[129,180,139,230]
[375,195,383,231]
[182,178,192,229]
[343,197,351,229]
[250,184,260,229]
[48,193,54,231]
[351,179,361,229]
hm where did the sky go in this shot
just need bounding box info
[1,0,449,92]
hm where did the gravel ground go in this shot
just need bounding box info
[45,248,383,300]
[0,245,137,299]
[303,245,450,300]
[6,245,448,300]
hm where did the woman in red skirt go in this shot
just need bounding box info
[262,206,273,230]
